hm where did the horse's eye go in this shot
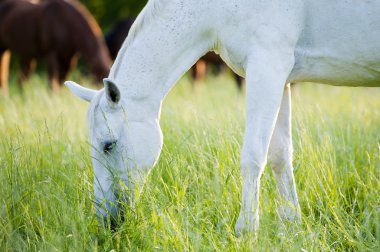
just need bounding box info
[103,141,117,154]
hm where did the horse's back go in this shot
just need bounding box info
[210,0,380,86]
[38,0,76,51]
[0,0,42,56]
[290,0,380,86]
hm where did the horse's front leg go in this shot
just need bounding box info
[235,48,295,236]
[268,83,300,223]
[45,52,60,91]
[0,49,11,95]
[19,57,34,89]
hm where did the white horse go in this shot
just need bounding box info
[66,0,380,234]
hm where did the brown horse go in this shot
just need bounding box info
[105,17,244,90]
[0,0,111,93]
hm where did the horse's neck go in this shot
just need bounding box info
[109,2,212,120]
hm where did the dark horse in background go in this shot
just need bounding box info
[105,18,244,90]
[0,0,111,94]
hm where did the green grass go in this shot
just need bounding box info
[0,73,379,251]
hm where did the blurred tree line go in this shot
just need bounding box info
[79,0,146,31]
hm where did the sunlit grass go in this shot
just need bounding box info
[0,73,379,250]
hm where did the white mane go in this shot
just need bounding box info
[109,0,167,79]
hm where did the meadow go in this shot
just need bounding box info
[0,73,379,251]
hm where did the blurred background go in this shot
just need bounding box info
[0,0,145,90]
[79,0,146,31]
[0,0,242,94]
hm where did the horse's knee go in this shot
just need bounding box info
[268,140,293,174]
[240,147,267,179]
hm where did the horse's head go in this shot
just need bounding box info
[65,79,163,222]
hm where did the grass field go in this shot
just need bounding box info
[0,73,379,251]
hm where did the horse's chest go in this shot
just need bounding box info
[216,28,252,77]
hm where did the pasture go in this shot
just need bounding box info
[0,74,379,250]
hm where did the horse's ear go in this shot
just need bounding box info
[103,78,120,106]
[65,81,97,102]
